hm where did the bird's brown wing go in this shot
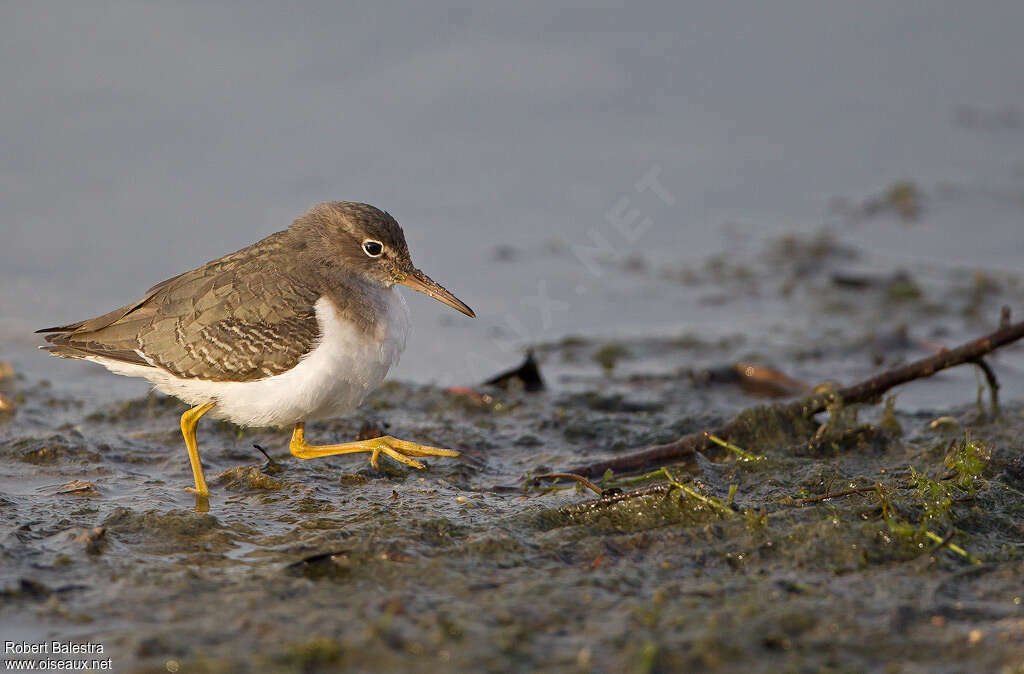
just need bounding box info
[39,231,324,382]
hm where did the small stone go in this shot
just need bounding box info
[0,393,15,414]
[0,361,14,380]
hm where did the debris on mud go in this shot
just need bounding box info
[484,351,545,392]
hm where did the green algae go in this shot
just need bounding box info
[533,483,728,533]
[593,342,629,373]
[280,637,344,670]
[214,465,288,492]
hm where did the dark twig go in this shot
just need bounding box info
[568,312,1024,478]
[252,444,274,463]
[253,443,278,471]
[970,357,1000,418]
[529,473,604,496]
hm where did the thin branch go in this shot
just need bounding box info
[790,485,892,505]
[568,312,1024,478]
[529,473,604,496]
[970,357,1000,417]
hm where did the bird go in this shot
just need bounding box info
[37,202,475,507]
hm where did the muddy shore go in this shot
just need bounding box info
[2,231,1024,672]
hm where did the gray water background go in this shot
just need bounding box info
[2,1,1023,397]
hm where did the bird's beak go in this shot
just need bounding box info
[400,268,476,318]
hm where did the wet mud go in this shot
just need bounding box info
[2,229,1024,672]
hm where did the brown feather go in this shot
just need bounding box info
[38,230,326,381]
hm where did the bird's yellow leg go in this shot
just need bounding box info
[180,402,216,497]
[289,422,459,470]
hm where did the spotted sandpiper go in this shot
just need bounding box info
[38,202,474,507]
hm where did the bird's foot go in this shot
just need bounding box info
[364,435,461,470]
[185,487,210,513]
[289,423,459,470]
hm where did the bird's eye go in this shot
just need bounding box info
[362,240,384,257]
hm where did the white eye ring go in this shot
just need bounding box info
[362,240,384,257]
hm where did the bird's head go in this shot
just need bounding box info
[293,201,475,318]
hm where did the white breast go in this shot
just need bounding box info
[88,291,411,428]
